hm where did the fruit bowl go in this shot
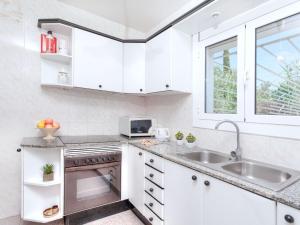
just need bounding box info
[39,128,59,140]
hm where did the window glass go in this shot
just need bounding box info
[256,13,300,116]
[205,37,238,114]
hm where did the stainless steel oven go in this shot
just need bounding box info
[64,144,122,215]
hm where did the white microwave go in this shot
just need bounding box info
[119,116,156,137]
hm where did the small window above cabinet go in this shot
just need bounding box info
[123,43,146,94]
[146,28,192,94]
[39,23,73,87]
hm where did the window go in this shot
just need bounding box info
[255,14,300,116]
[205,37,238,114]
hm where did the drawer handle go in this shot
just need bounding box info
[149,217,153,222]
[99,84,102,88]
[149,188,154,192]
[204,180,210,186]
[17,148,21,152]
[149,203,153,207]
[285,215,294,223]
[149,173,154,178]
[139,152,142,156]
[192,175,197,181]
[150,159,154,163]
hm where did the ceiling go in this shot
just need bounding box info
[58,0,194,33]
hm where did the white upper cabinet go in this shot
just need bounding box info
[203,175,276,225]
[146,28,192,93]
[123,43,146,94]
[164,160,203,225]
[73,28,123,92]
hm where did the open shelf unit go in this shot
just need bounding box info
[22,147,64,223]
[39,23,73,87]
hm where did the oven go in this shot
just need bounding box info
[64,145,122,215]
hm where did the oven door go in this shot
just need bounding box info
[64,162,121,215]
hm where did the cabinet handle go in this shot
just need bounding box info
[149,188,154,192]
[149,173,154,178]
[149,217,153,222]
[150,159,154,163]
[165,84,169,88]
[139,152,142,156]
[140,88,143,92]
[149,203,153,207]
[285,215,294,223]
[99,84,102,88]
[192,175,197,181]
[204,180,210,186]
[16,148,21,152]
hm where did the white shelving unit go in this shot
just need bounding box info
[22,147,64,223]
[40,23,73,87]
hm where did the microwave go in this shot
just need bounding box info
[119,116,156,137]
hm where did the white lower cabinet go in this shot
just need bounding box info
[127,145,145,213]
[164,160,203,225]
[277,203,300,225]
[203,175,276,225]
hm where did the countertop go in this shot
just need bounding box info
[21,135,300,210]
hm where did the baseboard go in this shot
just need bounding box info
[131,207,151,225]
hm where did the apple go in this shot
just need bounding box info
[45,124,53,128]
[45,118,53,125]
[53,121,60,129]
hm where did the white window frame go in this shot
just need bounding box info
[245,2,300,125]
[195,25,245,122]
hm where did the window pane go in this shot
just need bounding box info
[205,37,238,114]
[256,13,300,116]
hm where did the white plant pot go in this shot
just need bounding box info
[186,142,195,148]
[176,140,184,145]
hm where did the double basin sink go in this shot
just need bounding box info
[176,150,300,191]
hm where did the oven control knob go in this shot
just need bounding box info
[74,160,80,166]
[91,158,96,163]
[108,157,112,161]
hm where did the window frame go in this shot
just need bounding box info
[195,25,245,122]
[245,4,300,125]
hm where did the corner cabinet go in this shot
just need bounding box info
[145,28,192,93]
[202,175,276,225]
[73,28,123,92]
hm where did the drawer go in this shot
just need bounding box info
[277,203,300,225]
[145,179,164,204]
[144,205,164,225]
[145,153,164,172]
[145,165,164,188]
[144,192,164,219]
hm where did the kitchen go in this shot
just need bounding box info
[1,0,300,224]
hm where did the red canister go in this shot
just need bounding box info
[41,31,57,53]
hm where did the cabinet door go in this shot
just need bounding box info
[203,175,276,225]
[73,28,123,92]
[164,160,203,225]
[123,43,145,94]
[127,145,145,213]
[277,203,300,225]
[146,29,171,93]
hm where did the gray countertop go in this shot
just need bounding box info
[20,135,300,210]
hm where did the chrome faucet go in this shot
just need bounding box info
[214,120,241,161]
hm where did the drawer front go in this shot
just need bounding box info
[144,192,164,219]
[277,203,300,225]
[145,179,164,204]
[145,165,164,188]
[144,205,164,225]
[145,153,164,172]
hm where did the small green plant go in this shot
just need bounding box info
[42,164,54,175]
[175,131,184,140]
[186,133,196,143]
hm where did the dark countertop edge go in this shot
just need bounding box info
[129,142,300,210]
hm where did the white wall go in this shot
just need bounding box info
[145,94,300,171]
[0,0,146,219]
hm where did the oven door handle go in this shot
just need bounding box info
[65,162,120,172]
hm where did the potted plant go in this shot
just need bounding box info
[186,133,196,148]
[42,163,54,182]
[175,131,184,145]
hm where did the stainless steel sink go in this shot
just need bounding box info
[221,161,300,191]
[179,150,230,164]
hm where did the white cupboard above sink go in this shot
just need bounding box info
[73,28,123,92]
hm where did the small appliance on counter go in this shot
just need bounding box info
[154,127,170,142]
[119,116,156,138]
